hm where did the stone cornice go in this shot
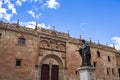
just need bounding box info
[0,21,118,53]
[0,22,37,37]
[0,21,69,40]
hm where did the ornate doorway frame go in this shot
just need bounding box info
[39,54,64,80]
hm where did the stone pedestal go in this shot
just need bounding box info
[78,66,96,80]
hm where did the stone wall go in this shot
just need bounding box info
[0,21,119,80]
[0,27,38,80]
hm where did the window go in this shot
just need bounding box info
[16,59,22,66]
[0,33,1,39]
[18,38,25,45]
[112,68,115,75]
[107,68,110,75]
[108,56,111,62]
[93,62,97,67]
[75,70,78,74]
[97,50,101,57]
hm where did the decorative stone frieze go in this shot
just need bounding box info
[40,37,66,52]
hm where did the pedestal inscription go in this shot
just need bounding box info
[78,67,96,80]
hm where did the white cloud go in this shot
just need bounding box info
[30,0,33,2]
[27,10,42,19]
[30,0,42,2]
[22,0,27,2]
[0,1,2,7]
[0,7,6,14]
[38,23,51,29]
[27,10,36,18]
[36,13,42,19]
[8,3,16,14]
[16,0,22,6]
[19,21,51,29]
[0,0,16,21]
[15,0,28,6]
[109,37,120,50]
[24,21,36,29]
[4,14,12,21]
[44,0,60,9]
[0,0,59,21]
[4,0,10,4]
[34,0,39,2]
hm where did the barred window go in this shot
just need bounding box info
[16,59,22,66]
[18,38,25,45]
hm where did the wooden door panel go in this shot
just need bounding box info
[41,64,49,80]
[51,65,59,80]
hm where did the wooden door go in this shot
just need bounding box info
[41,64,49,80]
[51,65,59,80]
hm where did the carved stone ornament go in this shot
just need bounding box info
[40,40,49,48]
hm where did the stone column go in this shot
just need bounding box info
[49,65,52,80]
[78,66,96,80]
[59,70,64,80]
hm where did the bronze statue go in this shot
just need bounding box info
[78,40,92,67]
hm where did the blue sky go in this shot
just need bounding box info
[0,0,120,50]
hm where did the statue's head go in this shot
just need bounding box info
[82,39,85,43]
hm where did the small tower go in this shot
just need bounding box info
[113,43,115,49]
[98,40,100,48]
[106,42,108,46]
[16,19,20,28]
[35,22,38,30]
[68,30,70,37]
[89,37,92,44]
[79,34,82,44]
[98,40,100,45]
[53,26,55,31]
[52,26,56,35]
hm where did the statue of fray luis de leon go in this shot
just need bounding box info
[77,39,92,67]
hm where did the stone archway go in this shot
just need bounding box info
[39,54,64,80]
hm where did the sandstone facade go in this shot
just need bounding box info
[0,21,119,80]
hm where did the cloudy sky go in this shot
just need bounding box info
[0,0,120,50]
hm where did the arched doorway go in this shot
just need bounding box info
[41,64,59,80]
[39,54,64,80]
